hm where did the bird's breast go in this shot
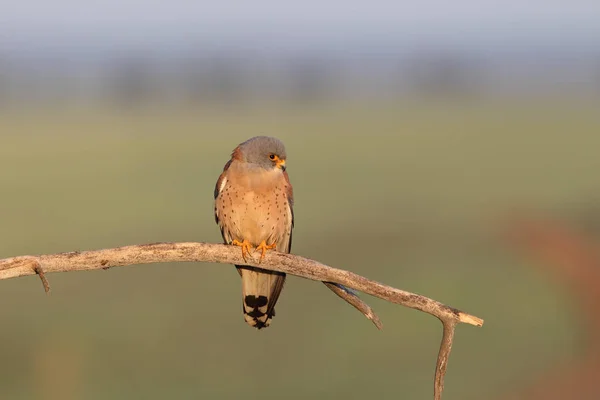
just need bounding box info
[216,168,291,247]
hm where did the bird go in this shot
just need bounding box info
[214,136,294,329]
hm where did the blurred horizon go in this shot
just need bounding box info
[1,1,599,108]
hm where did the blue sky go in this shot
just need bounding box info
[1,1,599,52]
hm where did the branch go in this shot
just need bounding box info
[323,282,383,330]
[0,242,483,399]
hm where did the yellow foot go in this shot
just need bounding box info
[232,239,253,262]
[256,240,277,262]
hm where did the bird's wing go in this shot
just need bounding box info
[264,171,294,318]
[214,159,233,243]
[282,170,294,252]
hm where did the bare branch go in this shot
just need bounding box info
[0,242,483,399]
[435,320,457,400]
[323,282,383,330]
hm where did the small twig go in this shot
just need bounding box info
[33,263,50,293]
[324,282,383,330]
[0,242,483,399]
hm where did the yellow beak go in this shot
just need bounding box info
[276,159,286,171]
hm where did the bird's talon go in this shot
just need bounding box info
[232,239,253,262]
[256,241,277,262]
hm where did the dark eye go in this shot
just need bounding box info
[269,154,276,160]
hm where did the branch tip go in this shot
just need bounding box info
[459,313,484,327]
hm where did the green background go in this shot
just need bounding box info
[1,99,598,399]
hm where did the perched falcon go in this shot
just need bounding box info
[214,136,294,329]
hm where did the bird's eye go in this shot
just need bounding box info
[269,154,276,160]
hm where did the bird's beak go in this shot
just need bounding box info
[277,159,286,171]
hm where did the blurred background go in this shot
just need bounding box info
[1,1,600,399]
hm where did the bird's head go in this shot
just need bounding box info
[234,136,287,171]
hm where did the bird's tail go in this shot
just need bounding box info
[237,265,286,329]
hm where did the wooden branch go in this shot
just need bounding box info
[0,242,483,399]
[323,282,383,330]
[435,320,457,400]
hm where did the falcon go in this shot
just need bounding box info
[214,136,294,329]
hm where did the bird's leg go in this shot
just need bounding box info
[255,240,277,262]
[232,239,253,262]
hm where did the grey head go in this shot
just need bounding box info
[236,136,287,171]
